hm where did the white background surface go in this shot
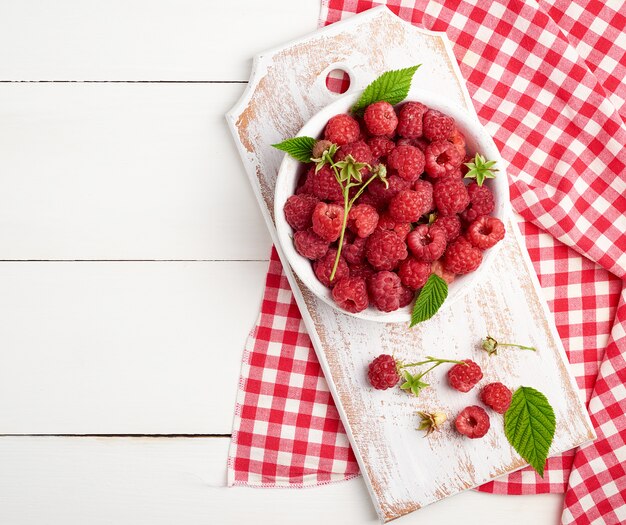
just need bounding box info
[0,1,564,522]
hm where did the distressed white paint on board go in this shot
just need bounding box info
[226,7,594,522]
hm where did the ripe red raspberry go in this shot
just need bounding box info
[397,101,426,139]
[324,114,360,146]
[455,406,490,439]
[433,177,470,216]
[293,228,329,260]
[448,359,483,392]
[407,224,447,262]
[363,101,398,136]
[388,189,431,223]
[342,232,367,265]
[312,202,344,242]
[434,214,461,242]
[335,140,373,166]
[332,276,369,313]
[283,193,318,231]
[413,137,429,152]
[312,139,334,159]
[423,109,455,141]
[348,204,379,238]
[460,182,495,223]
[368,271,403,312]
[467,215,506,250]
[365,230,408,271]
[430,259,455,284]
[367,136,395,161]
[448,128,466,156]
[367,174,410,206]
[412,179,434,212]
[398,257,431,290]
[480,382,513,414]
[314,249,349,287]
[398,285,415,307]
[355,190,384,211]
[376,213,411,241]
[348,262,376,281]
[424,140,463,179]
[368,354,400,389]
[388,145,425,182]
[296,167,315,195]
[312,164,343,201]
[444,236,483,274]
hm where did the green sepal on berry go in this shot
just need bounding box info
[464,153,498,186]
[312,142,339,173]
[401,370,429,397]
[334,154,368,184]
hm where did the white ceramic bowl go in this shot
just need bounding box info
[274,86,510,323]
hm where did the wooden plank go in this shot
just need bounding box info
[0,261,267,434]
[0,0,320,81]
[0,82,271,260]
[0,436,563,524]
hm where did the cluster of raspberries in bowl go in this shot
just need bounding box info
[274,88,509,322]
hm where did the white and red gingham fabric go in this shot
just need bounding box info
[229,0,626,522]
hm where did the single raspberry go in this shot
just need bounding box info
[424,140,463,179]
[389,189,431,223]
[480,382,513,414]
[368,354,400,389]
[368,271,402,312]
[398,257,431,290]
[376,213,411,241]
[365,230,408,271]
[398,285,415,307]
[314,249,349,287]
[293,228,329,260]
[348,204,379,238]
[460,182,495,223]
[412,179,434,213]
[433,177,470,216]
[367,136,395,160]
[312,202,344,242]
[448,359,483,392]
[407,224,447,262]
[444,236,483,274]
[283,193,318,231]
[397,101,426,139]
[324,114,360,146]
[312,139,334,159]
[312,164,343,202]
[430,259,455,284]
[423,109,455,141]
[363,101,398,136]
[335,140,373,166]
[367,174,410,206]
[448,128,466,156]
[342,232,367,265]
[455,406,490,439]
[388,145,425,182]
[332,276,369,313]
[467,215,505,250]
[348,262,376,281]
[434,214,461,242]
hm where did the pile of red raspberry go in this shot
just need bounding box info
[285,100,505,314]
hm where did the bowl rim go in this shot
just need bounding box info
[274,87,510,323]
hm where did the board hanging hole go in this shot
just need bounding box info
[325,69,351,94]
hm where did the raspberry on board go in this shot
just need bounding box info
[433,177,470,216]
[368,354,400,390]
[388,189,431,223]
[368,271,403,312]
[348,204,379,238]
[312,201,344,242]
[397,101,426,139]
[283,193,318,231]
[332,276,369,313]
[293,228,329,260]
[388,145,426,182]
[467,215,506,250]
[313,248,349,288]
[480,382,513,414]
[365,229,408,271]
[324,113,360,146]
[423,109,455,141]
[461,182,495,223]
[407,224,447,262]
[424,140,463,179]
[455,405,490,439]
[443,236,483,275]
[448,359,483,392]
[398,257,431,290]
[312,164,343,202]
[363,101,398,136]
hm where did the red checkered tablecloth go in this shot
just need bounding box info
[229,1,626,523]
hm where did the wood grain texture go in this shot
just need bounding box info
[228,7,594,522]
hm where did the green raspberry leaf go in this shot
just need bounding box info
[409,274,448,327]
[351,66,421,116]
[504,387,556,477]
[272,136,317,163]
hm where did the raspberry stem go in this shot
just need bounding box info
[399,356,466,369]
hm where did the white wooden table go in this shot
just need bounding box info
[0,1,564,522]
